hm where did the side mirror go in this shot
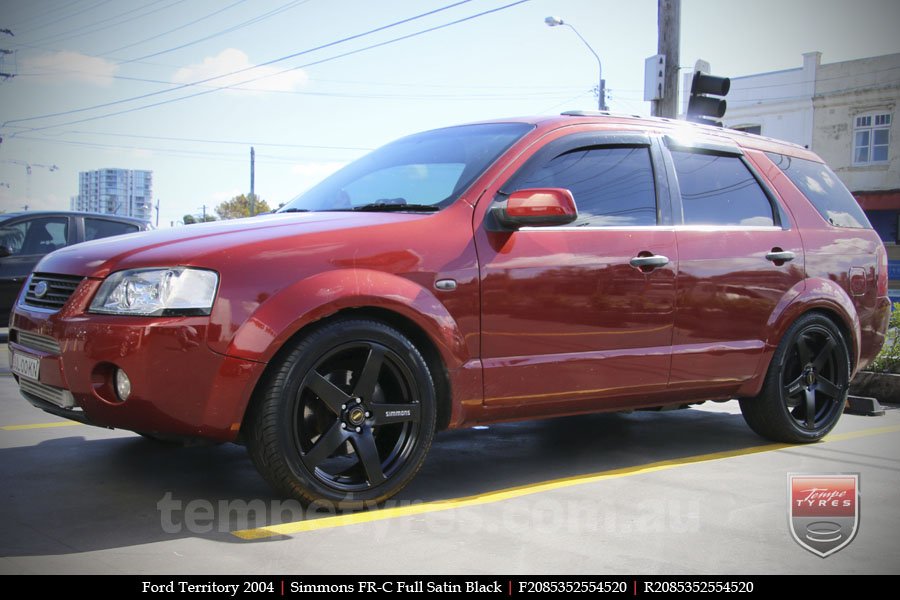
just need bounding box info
[0,245,11,258]
[491,188,578,229]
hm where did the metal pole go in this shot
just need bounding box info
[654,0,681,118]
[565,24,606,111]
[250,146,255,217]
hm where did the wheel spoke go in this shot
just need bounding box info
[306,372,351,415]
[302,421,348,468]
[796,334,813,365]
[812,337,837,370]
[817,375,841,399]
[350,431,386,486]
[804,389,817,429]
[371,402,421,425]
[784,373,805,397]
[352,346,385,401]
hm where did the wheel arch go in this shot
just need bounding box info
[230,269,462,432]
[743,278,861,398]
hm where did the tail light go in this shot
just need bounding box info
[876,245,888,297]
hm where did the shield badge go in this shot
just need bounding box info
[788,474,859,557]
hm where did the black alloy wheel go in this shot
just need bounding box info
[245,319,436,507]
[740,313,850,443]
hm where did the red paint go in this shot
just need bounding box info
[8,114,890,441]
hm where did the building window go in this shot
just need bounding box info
[853,112,891,165]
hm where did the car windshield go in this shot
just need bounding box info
[278,122,533,213]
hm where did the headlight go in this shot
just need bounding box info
[89,267,218,316]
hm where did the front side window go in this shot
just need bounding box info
[280,123,533,213]
[0,217,68,255]
[671,151,774,227]
[853,112,891,165]
[508,146,658,227]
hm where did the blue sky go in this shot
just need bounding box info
[1,0,899,227]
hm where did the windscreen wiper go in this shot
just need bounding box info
[353,203,439,212]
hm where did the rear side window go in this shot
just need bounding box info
[0,217,68,255]
[671,151,775,227]
[510,146,657,227]
[765,152,871,229]
[85,218,140,241]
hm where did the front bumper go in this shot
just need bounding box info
[9,283,267,442]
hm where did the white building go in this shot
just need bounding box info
[71,168,152,222]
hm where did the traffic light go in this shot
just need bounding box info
[686,71,730,127]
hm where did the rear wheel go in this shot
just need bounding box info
[740,313,850,443]
[245,319,436,508]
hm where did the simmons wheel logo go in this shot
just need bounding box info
[788,473,859,557]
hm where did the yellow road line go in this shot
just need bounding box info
[1,421,82,431]
[233,423,900,540]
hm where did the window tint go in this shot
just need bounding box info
[511,146,657,227]
[85,218,140,241]
[766,152,871,229]
[0,217,68,255]
[671,151,774,226]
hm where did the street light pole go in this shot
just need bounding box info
[545,16,606,111]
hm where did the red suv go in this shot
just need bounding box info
[9,113,891,507]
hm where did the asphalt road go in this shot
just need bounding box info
[1,338,899,574]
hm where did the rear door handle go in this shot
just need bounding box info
[765,251,795,263]
[630,255,669,269]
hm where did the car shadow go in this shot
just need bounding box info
[1,407,768,556]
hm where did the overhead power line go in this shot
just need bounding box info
[7,0,531,135]
[4,0,476,128]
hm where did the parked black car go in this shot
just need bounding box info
[0,211,151,325]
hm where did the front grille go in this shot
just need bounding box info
[19,378,76,409]
[22,273,84,311]
[14,330,61,354]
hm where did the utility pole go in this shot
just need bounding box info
[200,204,208,220]
[653,0,681,118]
[249,146,256,217]
[154,199,160,228]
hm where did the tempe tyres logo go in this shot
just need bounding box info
[788,474,859,557]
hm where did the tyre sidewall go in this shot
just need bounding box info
[265,320,436,507]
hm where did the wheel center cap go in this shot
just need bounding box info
[347,406,366,426]
[805,367,817,387]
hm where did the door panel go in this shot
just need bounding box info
[665,147,805,393]
[671,227,804,391]
[475,137,677,411]
[480,227,676,407]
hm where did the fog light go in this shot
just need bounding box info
[115,368,132,402]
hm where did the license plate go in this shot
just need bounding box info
[11,351,40,381]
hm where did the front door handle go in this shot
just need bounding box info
[765,250,795,263]
[630,255,669,270]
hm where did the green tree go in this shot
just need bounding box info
[215,194,271,220]
[183,213,216,225]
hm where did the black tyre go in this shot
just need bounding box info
[244,319,436,508]
[740,313,850,443]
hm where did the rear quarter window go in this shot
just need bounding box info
[85,218,140,241]
[766,152,871,229]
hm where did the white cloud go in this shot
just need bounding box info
[172,48,307,94]
[22,51,118,86]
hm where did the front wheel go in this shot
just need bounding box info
[245,319,436,508]
[740,313,850,443]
